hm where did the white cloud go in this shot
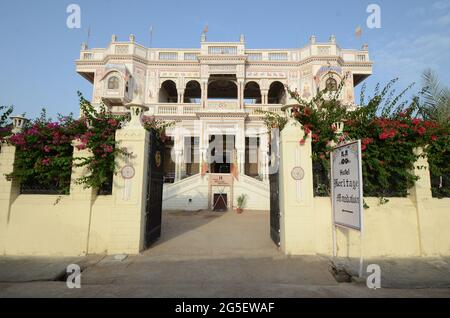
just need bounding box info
[437,13,450,26]
[406,6,426,18]
[372,33,450,85]
[432,0,450,11]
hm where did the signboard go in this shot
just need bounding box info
[210,174,233,187]
[331,140,364,231]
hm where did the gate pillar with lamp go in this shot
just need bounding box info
[277,98,315,255]
[108,95,156,254]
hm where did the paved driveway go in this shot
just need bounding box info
[144,210,278,259]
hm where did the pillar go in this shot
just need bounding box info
[201,81,208,108]
[238,80,244,109]
[410,147,434,256]
[178,88,185,104]
[0,144,19,254]
[279,119,315,255]
[261,90,268,105]
[108,105,150,255]
[68,140,97,255]
[260,133,269,182]
[174,133,185,181]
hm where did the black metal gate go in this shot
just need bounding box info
[144,130,165,249]
[269,132,281,247]
[269,171,281,247]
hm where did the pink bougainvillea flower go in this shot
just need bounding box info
[417,126,426,135]
[41,158,51,166]
[412,118,421,125]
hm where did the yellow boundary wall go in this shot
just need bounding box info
[0,118,449,257]
[279,119,450,258]
[0,124,149,256]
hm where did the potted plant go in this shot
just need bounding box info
[236,194,247,214]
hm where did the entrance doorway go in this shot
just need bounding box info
[213,193,228,212]
[208,135,235,174]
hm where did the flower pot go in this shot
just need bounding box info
[236,208,243,214]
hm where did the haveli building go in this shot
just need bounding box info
[76,33,373,211]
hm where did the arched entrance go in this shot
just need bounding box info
[208,78,238,99]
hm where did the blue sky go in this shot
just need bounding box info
[0,0,449,117]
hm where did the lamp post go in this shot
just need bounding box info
[125,95,149,128]
[10,115,29,134]
[281,97,301,118]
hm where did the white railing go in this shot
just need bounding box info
[155,104,201,115]
[244,104,283,115]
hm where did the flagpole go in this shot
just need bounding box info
[86,25,91,47]
[149,26,153,48]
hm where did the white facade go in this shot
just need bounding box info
[76,34,373,211]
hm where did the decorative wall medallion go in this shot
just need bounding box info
[291,166,305,181]
[121,165,135,179]
[155,151,162,168]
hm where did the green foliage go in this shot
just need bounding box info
[142,116,178,142]
[0,105,14,140]
[418,69,450,125]
[426,131,450,198]
[73,92,129,190]
[237,194,247,209]
[256,109,288,133]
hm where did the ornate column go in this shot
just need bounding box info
[178,88,185,104]
[261,90,268,105]
[237,80,244,109]
[201,80,208,109]
[260,133,269,182]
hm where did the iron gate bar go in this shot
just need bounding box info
[144,130,165,249]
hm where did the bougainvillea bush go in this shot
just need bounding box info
[278,76,449,198]
[74,93,128,192]
[6,109,86,194]
[6,93,128,195]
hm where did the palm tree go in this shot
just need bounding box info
[419,69,450,124]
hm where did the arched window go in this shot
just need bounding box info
[108,76,120,90]
[268,81,286,104]
[159,80,178,103]
[184,80,201,103]
[326,78,338,92]
[244,81,262,104]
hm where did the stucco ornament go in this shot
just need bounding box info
[121,165,135,179]
[291,167,305,181]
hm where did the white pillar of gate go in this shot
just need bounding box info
[279,118,315,255]
[109,99,150,255]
